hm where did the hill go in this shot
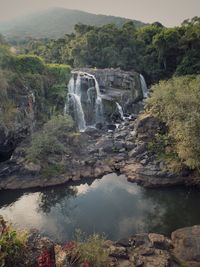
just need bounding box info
[0,7,146,40]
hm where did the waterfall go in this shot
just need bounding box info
[140,74,148,98]
[67,74,86,132]
[85,73,104,124]
[116,102,125,120]
[65,71,104,131]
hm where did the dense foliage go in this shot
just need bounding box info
[0,216,27,267]
[24,16,200,84]
[26,114,74,176]
[0,43,71,125]
[146,74,200,171]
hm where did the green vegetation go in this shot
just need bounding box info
[57,231,109,267]
[26,115,74,176]
[146,74,200,171]
[14,54,45,74]
[0,42,71,126]
[23,16,200,84]
[77,233,109,267]
[0,216,27,267]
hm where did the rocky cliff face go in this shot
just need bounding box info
[74,68,144,119]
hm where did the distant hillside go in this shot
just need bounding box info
[0,7,146,40]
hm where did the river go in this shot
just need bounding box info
[0,173,200,242]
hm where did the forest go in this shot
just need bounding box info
[20,16,200,84]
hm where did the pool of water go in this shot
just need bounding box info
[0,173,200,242]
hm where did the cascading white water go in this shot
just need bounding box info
[140,74,148,98]
[67,74,86,132]
[85,73,104,124]
[116,102,125,120]
[65,71,104,131]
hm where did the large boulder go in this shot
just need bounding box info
[134,114,166,142]
[172,225,200,267]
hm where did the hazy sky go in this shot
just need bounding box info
[0,0,200,26]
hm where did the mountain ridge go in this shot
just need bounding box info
[0,7,147,40]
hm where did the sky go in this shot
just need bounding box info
[0,0,199,26]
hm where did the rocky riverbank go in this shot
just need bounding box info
[18,225,200,267]
[0,113,195,191]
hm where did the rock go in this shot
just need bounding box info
[125,142,136,151]
[134,114,166,142]
[114,141,126,151]
[96,138,114,153]
[109,245,129,260]
[84,127,100,136]
[24,162,41,172]
[148,233,172,250]
[128,143,147,158]
[172,225,200,266]
[114,130,128,140]
[107,124,117,131]
[116,238,134,247]
[75,68,144,120]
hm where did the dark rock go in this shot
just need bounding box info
[107,124,117,131]
[116,238,134,247]
[128,143,147,158]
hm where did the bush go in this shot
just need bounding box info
[77,233,109,267]
[0,45,14,69]
[14,54,45,74]
[26,114,74,166]
[0,216,27,267]
[46,63,71,83]
[60,231,109,267]
[146,74,200,170]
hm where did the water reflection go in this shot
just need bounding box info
[0,173,200,242]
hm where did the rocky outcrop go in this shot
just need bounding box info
[0,113,194,190]
[55,225,200,267]
[75,68,144,118]
[171,225,200,267]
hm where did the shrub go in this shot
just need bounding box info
[146,74,200,170]
[0,216,27,267]
[14,54,45,74]
[77,233,109,267]
[60,231,109,267]
[0,45,14,69]
[26,115,74,175]
[46,63,71,83]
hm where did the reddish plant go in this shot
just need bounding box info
[80,260,90,267]
[63,241,76,253]
[38,249,53,267]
